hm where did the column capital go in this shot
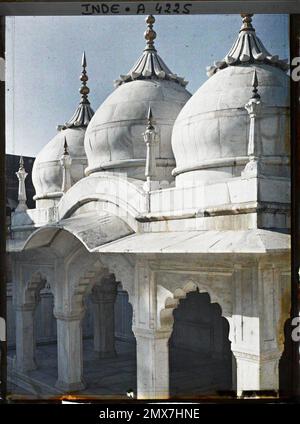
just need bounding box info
[133,326,172,340]
[91,277,118,303]
[232,349,282,363]
[15,303,36,312]
[54,308,85,321]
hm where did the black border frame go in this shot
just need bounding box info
[0,0,299,405]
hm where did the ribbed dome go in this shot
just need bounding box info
[171,15,290,187]
[32,53,94,205]
[84,15,191,181]
[85,79,191,180]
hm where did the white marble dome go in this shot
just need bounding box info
[84,15,191,181]
[32,127,88,203]
[84,79,191,181]
[172,15,290,187]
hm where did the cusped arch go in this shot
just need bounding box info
[66,249,135,313]
[71,260,110,311]
[100,254,135,306]
[24,270,53,306]
[159,280,234,342]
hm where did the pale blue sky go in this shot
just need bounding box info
[5,14,289,157]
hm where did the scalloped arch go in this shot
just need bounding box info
[160,279,232,335]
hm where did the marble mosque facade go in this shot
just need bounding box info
[7,14,291,399]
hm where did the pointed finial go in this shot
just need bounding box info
[82,50,87,68]
[59,52,94,130]
[251,69,260,100]
[63,137,69,155]
[147,106,153,121]
[147,106,154,130]
[19,155,24,171]
[79,50,90,103]
[144,15,156,51]
[60,137,72,193]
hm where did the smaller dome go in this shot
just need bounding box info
[32,53,94,205]
[32,127,87,200]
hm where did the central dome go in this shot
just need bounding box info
[85,79,190,180]
[84,15,191,181]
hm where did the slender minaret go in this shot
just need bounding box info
[15,156,28,212]
[242,69,263,177]
[60,137,72,192]
[60,51,94,129]
[143,107,159,193]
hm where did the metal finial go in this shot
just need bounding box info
[251,69,260,99]
[144,15,156,51]
[19,155,24,171]
[60,52,94,130]
[81,51,87,68]
[240,14,255,32]
[63,137,69,155]
[79,51,90,103]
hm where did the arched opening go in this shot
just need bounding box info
[81,279,137,397]
[12,222,137,396]
[8,272,58,395]
[169,290,234,397]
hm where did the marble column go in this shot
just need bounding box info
[134,328,171,399]
[91,278,118,358]
[54,310,86,392]
[231,262,289,396]
[15,304,37,372]
[233,350,282,395]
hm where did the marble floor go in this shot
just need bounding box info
[7,339,234,400]
[7,338,137,399]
